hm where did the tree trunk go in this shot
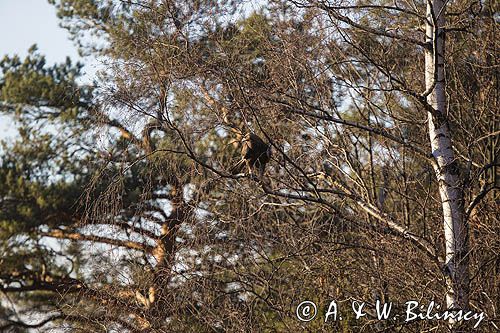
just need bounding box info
[425,0,470,311]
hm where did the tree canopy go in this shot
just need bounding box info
[0,0,498,332]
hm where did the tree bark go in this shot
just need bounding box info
[425,0,470,311]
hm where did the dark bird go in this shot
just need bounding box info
[230,133,271,177]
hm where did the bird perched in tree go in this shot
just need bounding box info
[231,133,271,177]
[200,86,271,177]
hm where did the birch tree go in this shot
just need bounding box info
[424,0,469,311]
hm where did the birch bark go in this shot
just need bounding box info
[425,0,470,311]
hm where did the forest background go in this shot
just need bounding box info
[0,0,498,332]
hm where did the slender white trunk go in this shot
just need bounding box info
[425,0,469,310]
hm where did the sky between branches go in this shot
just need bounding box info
[0,0,92,140]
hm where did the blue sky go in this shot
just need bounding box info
[0,0,88,139]
[0,0,79,63]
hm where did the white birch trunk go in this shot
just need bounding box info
[425,0,470,311]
